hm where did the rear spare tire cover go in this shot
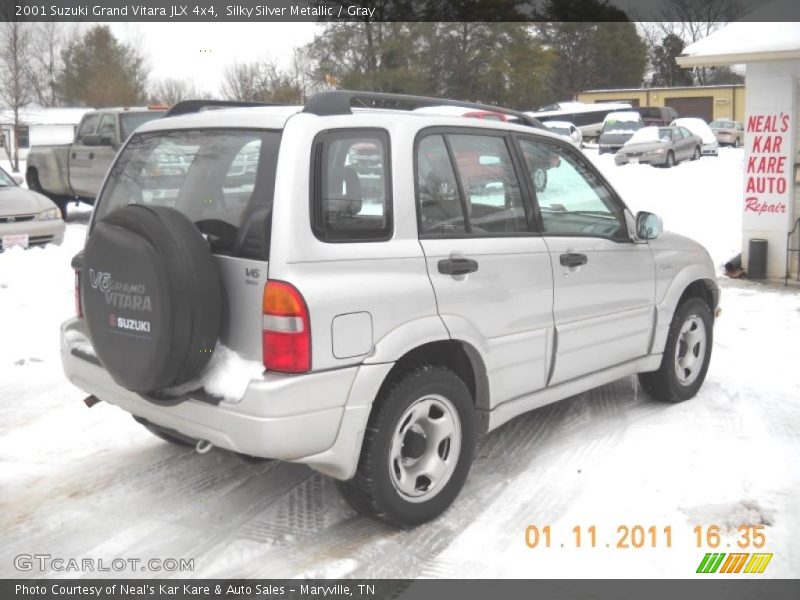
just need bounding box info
[81,205,222,393]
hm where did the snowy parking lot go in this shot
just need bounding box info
[1,149,798,578]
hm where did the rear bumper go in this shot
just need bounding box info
[60,318,392,479]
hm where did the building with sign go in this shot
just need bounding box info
[678,14,800,281]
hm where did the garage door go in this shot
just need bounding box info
[665,97,713,121]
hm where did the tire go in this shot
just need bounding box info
[134,416,196,447]
[692,146,701,161]
[81,205,223,393]
[27,169,66,218]
[533,167,547,193]
[337,365,476,527]
[734,137,742,148]
[638,297,713,403]
[664,151,675,168]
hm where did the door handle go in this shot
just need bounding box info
[438,257,479,276]
[88,152,94,160]
[70,152,76,159]
[559,253,587,268]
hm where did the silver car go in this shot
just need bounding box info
[60,93,719,527]
[710,119,744,147]
[615,126,703,167]
[0,166,65,250]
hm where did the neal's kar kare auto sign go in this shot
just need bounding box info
[744,112,793,230]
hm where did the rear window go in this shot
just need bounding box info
[95,129,281,259]
[119,112,165,140]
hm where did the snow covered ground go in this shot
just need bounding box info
[1,148,798,579]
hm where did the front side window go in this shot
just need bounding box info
[76,115,99,144]
[517,137,627,240]
[311,129,391,242]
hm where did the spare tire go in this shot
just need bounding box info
[81,205,222,393]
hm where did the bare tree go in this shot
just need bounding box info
[150,77,207,105]
[656,0,746,84]
[25,22,63,107]
[0,21,33,172]
[220,61,267,102]
[220,58,302,103]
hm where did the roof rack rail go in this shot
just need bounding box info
[302,90,544,129]
[164,99,277,118]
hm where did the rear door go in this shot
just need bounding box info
[416,128,554,405]
[92,128,282,361]
[515,135,655,385]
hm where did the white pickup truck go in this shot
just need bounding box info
[26,107,165,216]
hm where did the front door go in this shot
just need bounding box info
[515,136,655,386]
[416,129,554,406]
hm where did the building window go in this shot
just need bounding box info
[16,126,29,149]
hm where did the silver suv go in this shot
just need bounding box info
[61,92,719,527]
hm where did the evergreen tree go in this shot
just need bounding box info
[57,25,148,107]
[649,34,694,87]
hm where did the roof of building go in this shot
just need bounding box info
[678,1,800,67]
[0,106,92,126]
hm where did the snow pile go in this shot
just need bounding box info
[63,329,95,357]
[587,147,744,269]
[163,344,264,403]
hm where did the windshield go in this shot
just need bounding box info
[119,111,165,140]
[602,120,641,133]
[95,129,281,258]
[0,168,15,187]
[627,127,671,145]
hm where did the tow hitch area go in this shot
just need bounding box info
[83,395,101,408]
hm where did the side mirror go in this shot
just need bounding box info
[635,211,663,240]
[99,135,115,146]
[81,134,100,147]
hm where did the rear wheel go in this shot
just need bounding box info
[638,297,713,403]
[734,137,742,148]
[337,366,476,527]
[27,169,66,218]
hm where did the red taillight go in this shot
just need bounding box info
[75,270,83,318]
[262,280,310,373]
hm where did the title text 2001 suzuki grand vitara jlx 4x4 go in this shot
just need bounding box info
[61,92,719,527]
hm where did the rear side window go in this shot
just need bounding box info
[311,129,391,242]
[95,129,281,259]
[416,131,528,236]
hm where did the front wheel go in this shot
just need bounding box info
[692,146,701,160]
[638,297,713,403]
[664,151,675,168]
[337,366,476,527]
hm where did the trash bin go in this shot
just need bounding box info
[748,238,768,279]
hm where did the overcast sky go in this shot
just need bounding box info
[107,22,320,96]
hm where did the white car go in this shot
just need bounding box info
[670,117,719,156]
[544,120,583,147]
[61,91,719,527]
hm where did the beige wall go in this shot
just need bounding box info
[577,86,745,122]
